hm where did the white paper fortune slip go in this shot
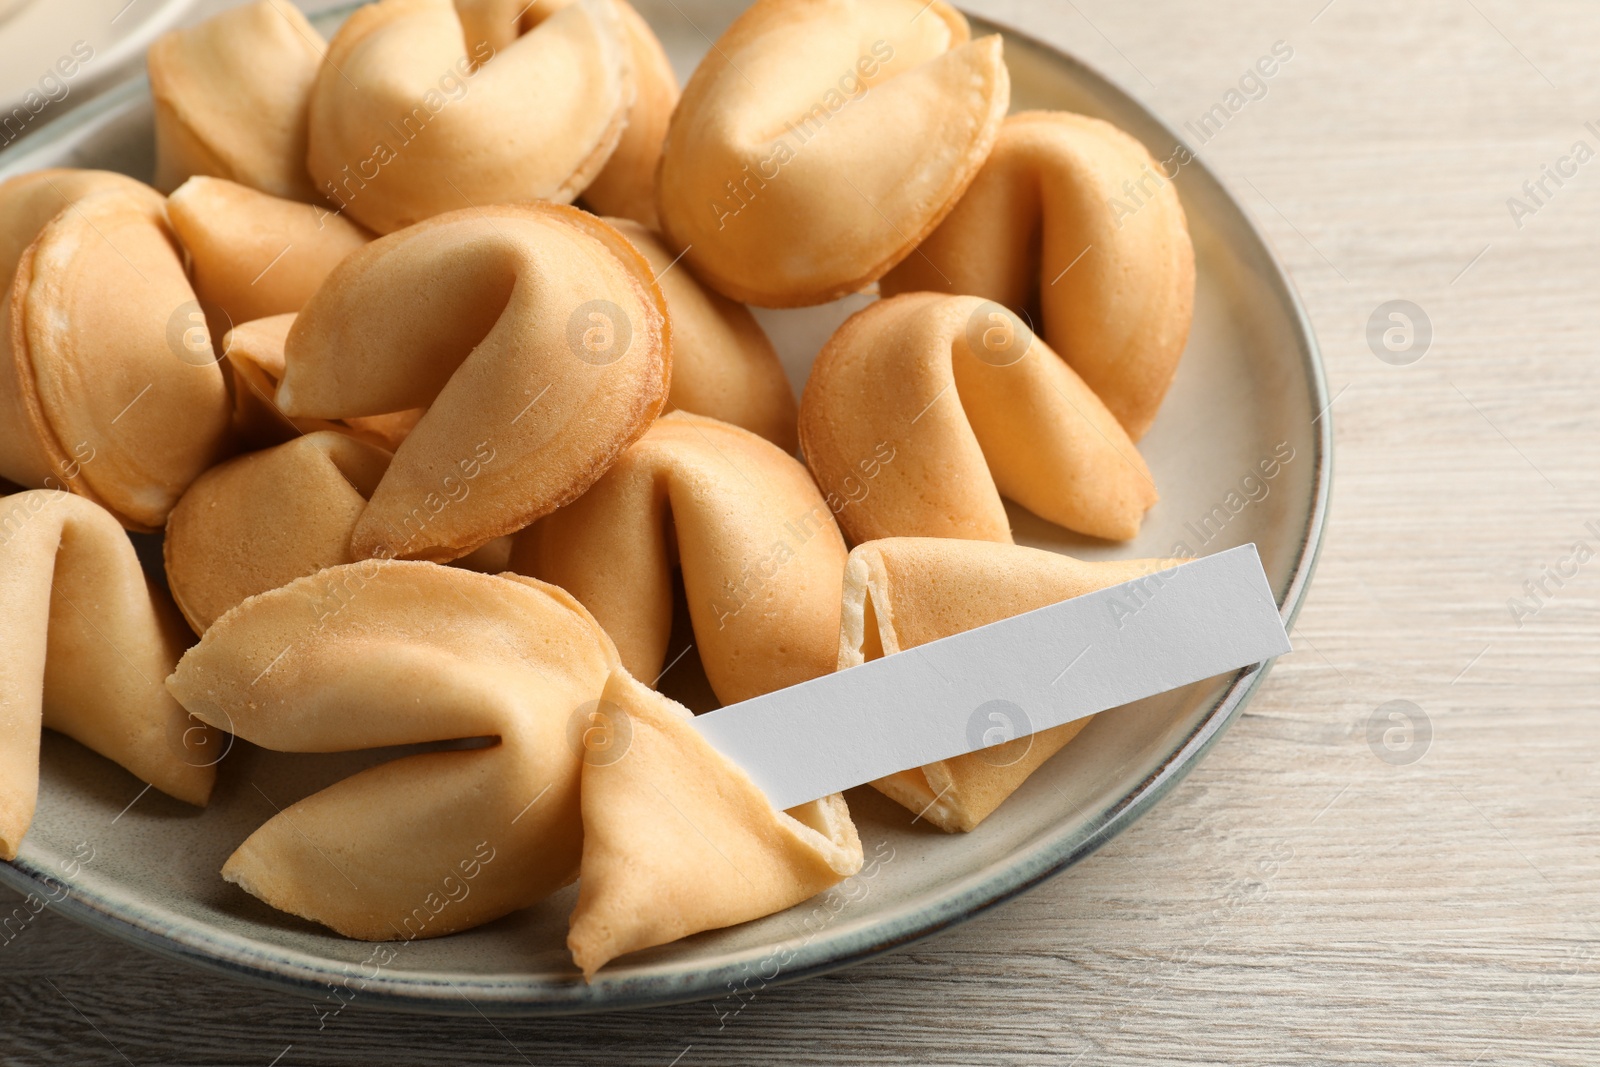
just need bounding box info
[691,543,1292,810]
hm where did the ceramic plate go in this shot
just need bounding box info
[0,0,195,122]
[0,1,1330,1016]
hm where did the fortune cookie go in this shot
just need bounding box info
[577,0,677,226]
[882,111,1196,439]
[0,169,153,291]
[455,0,679,226]
[0,187,233,531]
[656,0,1009,307]
[0,169,157,496]
[839,538,1184,831]
[278,203,668,563]
[223,315,421,451]
[609,218,796,449]
[164,431,392,634]
[512,411,847,705]
[799,293,1156,544]
[148,0,326,201]
[167,176,373,326]
[567,669,863,977]
[0,491,217,860]
[454,536,515,573]
[308,0,633,234]
[167,562,618,940]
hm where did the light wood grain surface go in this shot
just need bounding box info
[5,0,1599,1063]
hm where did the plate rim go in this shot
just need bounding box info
[0,0,197,119]
[0,7,1332,1017]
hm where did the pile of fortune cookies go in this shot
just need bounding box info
[0,0,1194,977]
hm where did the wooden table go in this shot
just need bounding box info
[5,0,1597,1062]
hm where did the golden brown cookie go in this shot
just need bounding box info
[0,187,233,530]
[167,176,373,326]
[881,111,1196,440]
[147,0,326,200]
[608,218,796,450]
[568,669,862,978]
[163,431,392,633]
[511,411,846,705]
[656,0,1009,306]
[838,537,1185,831]
[454,0,679,226]
[799,293,1156,544]
[278,203,669,563]
[167,562,617,940]
[0,170,165,499]
[223,315,421,452]
[307,0,633,234]
[1,491,217,860]
[576,0,677,226]
[0,169,153,293]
